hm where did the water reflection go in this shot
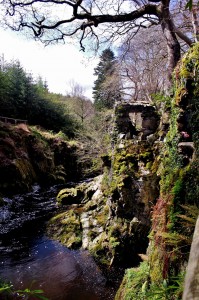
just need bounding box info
[0,185,116,300]
[0,235,115,300]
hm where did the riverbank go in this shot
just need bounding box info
[0,184,119,300]
[0,123,79,196]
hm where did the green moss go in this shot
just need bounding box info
[149,245,164,284]
[146,161,153,170]
[102,140,155,198]
[89,232,111,266]
[49,211,67,222]
[180,43,199,80]
[95,205,109,226]
[175,87,188,106]
[147,44,199,293]
[139,151,153,163]
[48,209,82,249]
[115,261,149,300]
[56,186,85,205]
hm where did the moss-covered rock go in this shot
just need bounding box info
[0,122,79,195]
[48,210,82,249]
[57,187,84,205]
[141,45,199,298]
[114,43,199,300]
[57,175,103,205]
[48,102,161,271]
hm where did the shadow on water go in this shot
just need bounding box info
[0,185,117,300]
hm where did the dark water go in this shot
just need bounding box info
[0,185,116,300]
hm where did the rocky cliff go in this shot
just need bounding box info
[48,100,161,269]
[48,43,199,299]
[115,43,199,299]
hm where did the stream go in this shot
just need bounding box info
[0,185,117,300]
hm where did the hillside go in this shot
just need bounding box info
[0,122,79,197]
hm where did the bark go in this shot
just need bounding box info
[192,4,199,42]
[4,0,183,89]
[174,27,193,47]
[158,0,181,89]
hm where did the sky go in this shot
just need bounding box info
[0,28,98,100]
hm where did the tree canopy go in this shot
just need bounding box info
[1,0,198,86]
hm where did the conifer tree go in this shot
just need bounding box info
[93,49,121,110]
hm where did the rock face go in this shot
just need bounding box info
[48,44,199,300]
[48,102,161,269]
[0,122,79,195]
[114,43,199,300]
[115,103,160,140]
[183,217,199,300]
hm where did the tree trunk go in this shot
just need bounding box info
[159,1,181,91]
[192,3,199,42]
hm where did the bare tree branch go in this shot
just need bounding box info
[0,0,196,87]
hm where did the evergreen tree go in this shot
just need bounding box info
[0,61,10,116]
[93,48,121,110]
[6,61,33,118]
[0,58,79,137]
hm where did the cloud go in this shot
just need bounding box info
[0,28,98,100]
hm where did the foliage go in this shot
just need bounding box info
[2,0,198,99]
[146,44,199,300]
[0,279,48,299]
[67,96,94,125]
[65,81,95,125]
[75,109,114,177]
[146,273,185,300]
[0,57,79,137]
[93,48,121,110]
[16,288,48,300]
[152,93,171,110]
[0,280,13,295]
[116,261,184,300]
[115,261,150,300]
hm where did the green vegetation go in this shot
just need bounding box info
[0,29,198,300]
[0,279,48,299]
[147,43,199,297]
[0,58,79,137]
[116,261,185,300]
[75,109,114,177]
[115,43,199,300]
[93,48,121,110]
[115,261,150,300]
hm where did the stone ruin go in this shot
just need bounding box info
[115,102,160,141]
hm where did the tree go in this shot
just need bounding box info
[5,60,34,118]
[1,0,197,89]
[0,55,10,115]
[93,48,121,110]
[0,58,79,136]
[67,81,94,124]
[35,76,48,97]
[118,26,168,102]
